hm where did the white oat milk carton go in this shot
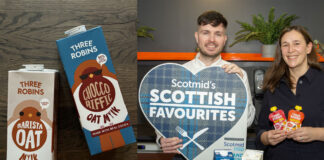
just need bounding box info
[7,64,58,160]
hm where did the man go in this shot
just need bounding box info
[156,10,256,158]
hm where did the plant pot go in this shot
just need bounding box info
[261,44,277,57]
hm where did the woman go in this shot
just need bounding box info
[256,25,324,160]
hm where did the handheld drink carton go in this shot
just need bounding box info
[286,105,304,132]
[269,106,287,130]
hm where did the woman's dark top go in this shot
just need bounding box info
[256,67,324,160]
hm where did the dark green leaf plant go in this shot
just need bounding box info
[230,7,298,47]
[137,26,155,40]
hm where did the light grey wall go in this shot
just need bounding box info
[138,0,324,53]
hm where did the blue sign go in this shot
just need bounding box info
[139,63,247,160]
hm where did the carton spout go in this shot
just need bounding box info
[64,25,87,36]
[23,64,44,71]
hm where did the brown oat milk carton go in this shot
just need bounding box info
[7,64,58,160]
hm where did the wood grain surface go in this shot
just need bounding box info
[0,0,138,159]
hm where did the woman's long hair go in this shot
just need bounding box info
[263,26,323,93]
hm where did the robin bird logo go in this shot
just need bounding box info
[12,107,47,152]
[78,67,116,112]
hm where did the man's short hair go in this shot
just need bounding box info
[197,11,227,28]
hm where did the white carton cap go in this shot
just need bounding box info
[22,64,44,71]
[64,25,87,36]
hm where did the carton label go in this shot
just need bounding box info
[72,60,128,135]
[12,107,47,151]
[79,72,115,112]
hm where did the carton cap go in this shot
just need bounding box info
[64,25,87,36]
[295,105,302,111]
[270,106,277,112]
[23,64,44,71]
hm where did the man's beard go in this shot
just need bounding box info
[198,46,222,58]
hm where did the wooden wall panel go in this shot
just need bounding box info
[0,0,138,159]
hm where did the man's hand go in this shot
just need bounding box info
[261,130,286,146]
[160,137,183,153]
[222,64,243,78]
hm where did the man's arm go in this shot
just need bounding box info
[242,69,256,127]
[222,63,256,127]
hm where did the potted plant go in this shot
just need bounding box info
[229,7,299,57]
[137,25,155,40]
[314,40,324,57]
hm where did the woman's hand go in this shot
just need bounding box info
[287,127,324,143]
[160,137,183,153]
[222,64,243,78]
[261,130,286,146]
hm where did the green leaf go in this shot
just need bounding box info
[230,7,299,47]
[137,26,155,40]
[268,7,275,23]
